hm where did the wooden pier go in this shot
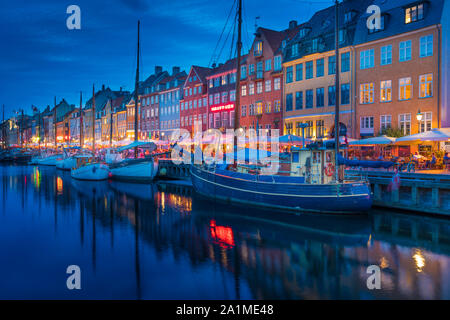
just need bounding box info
[346,170,450,217]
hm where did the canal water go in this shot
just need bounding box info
[0,164,449,300]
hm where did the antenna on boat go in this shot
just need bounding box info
[334,0,341,183]
[92,84,96,155]
[134,20,140,159]
[80,91,83,149]
[54,96,57,150]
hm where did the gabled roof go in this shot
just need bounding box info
[283,0,372,63]
[192,65,212,84]
[354,0,445,45]
[207,55,248,77]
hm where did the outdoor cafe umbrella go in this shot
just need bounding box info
[349,135,396,146]
[395,128,450,143]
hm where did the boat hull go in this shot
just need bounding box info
[56,157,77,171]
[110,159,158,183]
[190,166,372,214]
[36,155,63,166]
[71,163,110,181]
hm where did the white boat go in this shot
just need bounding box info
[109,141,158,182]
[36,153,64,166]
[71,155,110,181]
[110,157,158,182]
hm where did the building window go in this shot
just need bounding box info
[295,63,303,81]
[257,81,263,94]
[265,59,272,71]
[419,112,432,132]
[249,83,255,95]
[274,55,282,71]
[316,58,324,77]
[214,93,220,104]
[361,116,374,130]
[222,75,227,85]
[305,121,313,138]
[399,113,411,135]
[286,94,293,111]
[291,43,299,57]
[241,66,247,79]
[254,41,263,56]
[230,90,236,101]
[360,49,374,69]
[265,102,271,113]
[328,56,336,75]
[360,83,374,104]
[274,100,281,113]
[241,105,247,117]
[399,40,412,61]
[316,120,324,138]
[420,35,433,57]
[265,80,271,92]
[249,64,255,75]
[209,95,213,105]
[381,45,392,65]
[316,88,324,107]
[274,78,281,90]
[295,91,303,110]
[341,52,350,72]
[380,115,392,131]
[221,92,228,103]
[380,80,392,102]
[285,122,293,135]
[256,61,263,78]
[286,66,293,83]
[312,38,319,52]
[306,90,314,109]
[405,3,424,24]
[255,102,263,115]
[419,74,433,98]
[328,86,336,106]
[241,85,247,97]
[399,77,412,100]
[305,61,314,79]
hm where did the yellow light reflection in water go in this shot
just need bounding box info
[33,168,41,189]
[413,249,426,273]
[56,177,63,195]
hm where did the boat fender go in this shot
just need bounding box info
[325,163,335,177]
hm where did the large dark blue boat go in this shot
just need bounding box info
[190,144,373,215]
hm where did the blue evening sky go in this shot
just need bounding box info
[0,0,331,117]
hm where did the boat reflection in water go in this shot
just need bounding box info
[0,164,449,299]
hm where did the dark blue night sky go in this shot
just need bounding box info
[0,0,330,117]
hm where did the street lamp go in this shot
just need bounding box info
[416,110,423,121]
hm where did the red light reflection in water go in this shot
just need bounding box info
[210,220,235,248]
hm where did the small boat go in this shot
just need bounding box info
[71,155,110,181]
[105,148,123,165]
[35,153,63,166]
[109,141,158,183]
[56,148,90,171]
[190,145,372,215]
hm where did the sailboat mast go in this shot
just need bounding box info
[54,96,57,150]
[2,104,4,149]
[134,20,140,159]
[110,99,113,147]
[80,91,83,148]
[234,0,242,131]
[334,0,340,182]
[92,84,96,154]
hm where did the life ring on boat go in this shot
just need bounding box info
[325,163,335,177]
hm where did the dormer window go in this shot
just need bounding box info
[369,15,386,33]
[291,43,299,57]
[312,38,319,52]
[254,41,263,56]
[344,11,355,23]
[298,27,310,38]
[405,3,424,24]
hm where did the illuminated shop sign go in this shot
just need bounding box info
[210,103,235,113]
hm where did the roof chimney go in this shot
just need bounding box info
[289,20,298,29]
[155,66,163,74]
[172,66,180,75]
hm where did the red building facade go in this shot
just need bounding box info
[180,66,211,134]
[239,25,299,132]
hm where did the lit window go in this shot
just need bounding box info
[405,3,424,24]
[419,74,433,98]
[360,83,374,104]
[380,80,392,102]
[399,77,412,100]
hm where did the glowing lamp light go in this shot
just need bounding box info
[416,110,423,121]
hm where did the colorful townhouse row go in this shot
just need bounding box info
[2,0,449,148]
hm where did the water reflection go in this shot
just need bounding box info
[0,164,449,299]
